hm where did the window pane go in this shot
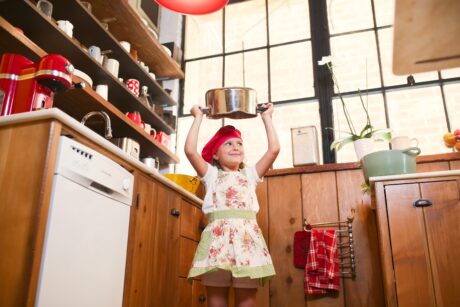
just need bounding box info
[225,0,267,52]
[386,86,450,155]
[328,0,373,34]
[444,83,460,133]
[183,57,223,115]
[378,28,438,86]
[184,12,223,60]
[268,0,310,45]
[225,49,269,103]
[374,0,395,27]
[175,117,224,175]
[225,101,321,169]
[330,31,381,92]
[441,68,460,79]
[270,42,314,101]
[333,92,388,163]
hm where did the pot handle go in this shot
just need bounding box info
[199,106,210,114]
[256,103,269,113]
[402,147,421,156]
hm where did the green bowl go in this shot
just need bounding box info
[362,147,421,182]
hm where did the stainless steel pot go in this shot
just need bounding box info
[202,87,267,119]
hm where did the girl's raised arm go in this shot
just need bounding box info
[184,105,208,177]
[255,103,280,177]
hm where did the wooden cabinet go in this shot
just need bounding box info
[0,0,182,165]
[123,177,205,307]
[373,175,460,307]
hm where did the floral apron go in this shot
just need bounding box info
[188,169,275,283]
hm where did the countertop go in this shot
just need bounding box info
[369,170,460,182]
[0,108,203,205]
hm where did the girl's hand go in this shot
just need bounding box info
[259,103,274,119]
[190,104,204,118]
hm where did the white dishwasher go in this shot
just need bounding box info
[35,136,134,307]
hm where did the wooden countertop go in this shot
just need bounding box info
[266,152,460,177]
[0,109,202,205]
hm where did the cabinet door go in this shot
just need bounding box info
[386,183,435,307]
[148,184,181,306]
[192,280,207,307]
[123,173,158,307]
[420,180,460,307]
[385,179,460,307]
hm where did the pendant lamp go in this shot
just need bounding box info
[154,0,229,15]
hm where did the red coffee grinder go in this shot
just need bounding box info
[0,53,74,116]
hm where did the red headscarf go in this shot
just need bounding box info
[201,125,242,163]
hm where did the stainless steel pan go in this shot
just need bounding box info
[201,87,267,119]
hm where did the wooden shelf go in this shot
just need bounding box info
[0,13,179,164]
[51,0,177,106]
[87,0,184,80]
[56,82,179,163]
[0,0,174,134]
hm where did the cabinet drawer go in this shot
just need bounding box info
[179,237,197,278]
[180,199,203,241]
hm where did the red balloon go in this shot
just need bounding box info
[154,0,229,15]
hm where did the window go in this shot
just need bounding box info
[177,0,460,175]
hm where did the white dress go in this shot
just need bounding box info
[188,165,275,282]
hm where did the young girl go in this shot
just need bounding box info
[185,103,280,307]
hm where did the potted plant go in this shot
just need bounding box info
[318,56,392,160]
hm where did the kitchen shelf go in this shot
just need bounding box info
[51,0,177,106]
[0,0,174,134]
[0,14,179,164]
[87,0,185,80]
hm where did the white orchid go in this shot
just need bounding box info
[317,55,333,66]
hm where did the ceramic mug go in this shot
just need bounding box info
[141,156,160,171]
[126,111,142,126]
[103,58,119,78]
[125,79,140,97]
[142,122,157,138]
[120,41,131,53]
[37,0,53,18]
[88,45,102,63]
[57,20,74,37]
[391,136,419,150]
[95,84,108,100]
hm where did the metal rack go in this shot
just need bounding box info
[303,208,356,277]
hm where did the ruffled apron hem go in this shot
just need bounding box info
[188,264,276,285]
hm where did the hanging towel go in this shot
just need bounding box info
[293,224,312,269]
[304,229,340,294]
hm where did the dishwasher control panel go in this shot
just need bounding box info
[54,136,134,205]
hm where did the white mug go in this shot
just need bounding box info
[103,58,119,78]
[88,45,102,63]
[57,20,73,38]
[391,136,419,150]
[143,123,157,138]
[95,84,108,100]
[141,156,159,171]
[120,41,131,53]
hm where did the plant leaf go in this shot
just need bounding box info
[372,128,392,141]
[330,135,356,151]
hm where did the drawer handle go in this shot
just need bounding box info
[170,208,181,217]
[198,294,206,304]
[413,199,432,207]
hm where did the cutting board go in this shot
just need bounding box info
[393,0,460,75]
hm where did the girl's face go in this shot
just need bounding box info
[213,137,245,171]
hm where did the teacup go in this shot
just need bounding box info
[391,136,419,150]
[126,111,142,126]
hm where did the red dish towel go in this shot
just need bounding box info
[304,229,340,294]
[293,224,312,269]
